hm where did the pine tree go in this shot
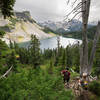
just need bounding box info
[60,49,66,68]
[48,59,54,74]
[94,38,100,78]
[72,45,80,72]
[0,0,16,19]
[6,51,17,71]
[9,40,13,49]
[66,46,72,68]
[29,35,41,68]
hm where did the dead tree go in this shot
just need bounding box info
[65,0,100,75]
[88,22,100,74]
[80,0,91,75]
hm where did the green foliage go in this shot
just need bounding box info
[0,39,14,75]
[42,27,55,34]
[0,67,74,100]
[89,81,100,96]
[9,17,18,26]
[62,26,96,40]
[60,49,66,68]
[0,25,99,99]
[0,0,16,18]
[43,43,80,70]
[6,51,18,71]
[0,25,11,32]
[29,35,41,68]
[71,45,80,72]
[0,39,8,51]
[66,46,73,67]
[0,30,6,37]
[91,38,100,78]
[48,59,54,74]
[9,40,14,49]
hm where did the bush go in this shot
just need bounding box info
[0,67,74,100]
[0,30,6,37]
[89,80,100,96]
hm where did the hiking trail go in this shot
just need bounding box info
[64,77,93,100]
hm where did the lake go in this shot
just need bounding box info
[19,36,82,50]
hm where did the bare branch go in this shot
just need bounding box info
[66,0,70,5]
[72,0,79,7]
[65,2,82,19]
[65,1,87,22]
[64,10,83,22]
[73,6,82,14]
[0,66,13,79]
[77,14,82,20]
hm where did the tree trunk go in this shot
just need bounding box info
[88,22,100,74]
[80,46,83,75]
[80,0,91,75]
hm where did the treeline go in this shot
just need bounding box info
[42,26,97,40]
[42,26,56,34]
[62,26,97,40]
[0,32,100,76]
[10,39,80,72]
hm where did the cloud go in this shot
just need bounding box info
[14,0,100,22]
[89,0,100,22]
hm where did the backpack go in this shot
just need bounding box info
[83,80,88,90]
[64,71,69,77]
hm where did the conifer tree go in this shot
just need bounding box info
[94,38,100,78]
[6,51,17,71]
[9,40,13,49]
[66,46,72,68]
[0,0,16,19]
[29,35,41,68]
[60,49,66,68]
[48,59,54,74]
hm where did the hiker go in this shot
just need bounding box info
[80,73,88,90]
[61,67,70,84]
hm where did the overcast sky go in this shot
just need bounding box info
[14,0,100,22]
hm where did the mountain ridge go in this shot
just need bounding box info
[39,19,97,33]
[0,11,54,44]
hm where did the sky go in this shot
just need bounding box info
[14,0,100,22]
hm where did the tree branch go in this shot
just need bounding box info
[0,66,13,79]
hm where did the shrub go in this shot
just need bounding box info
[0,67,74,100]
[89,80,100,96]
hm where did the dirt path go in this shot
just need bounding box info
[65,78,91,100]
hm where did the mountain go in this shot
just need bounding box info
[39,19,97,33]
[39,19,82,32]
[0,11,54,44]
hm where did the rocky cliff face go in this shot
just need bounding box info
[0,11,54,44]
[15,11,36,23]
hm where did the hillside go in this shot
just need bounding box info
[62,26,97,40]
[0,11,54,44]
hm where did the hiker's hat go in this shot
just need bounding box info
[83,73,87,76]
[66,67,69,70]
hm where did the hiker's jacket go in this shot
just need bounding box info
[61,70,70,77]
